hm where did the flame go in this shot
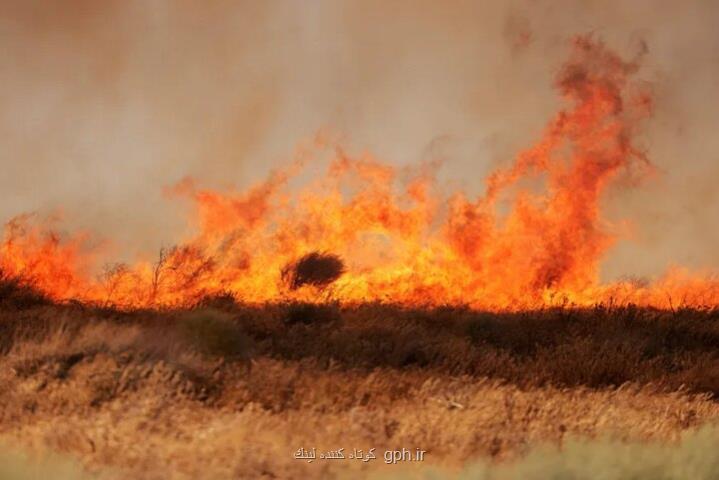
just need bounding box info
[2,36,718,310]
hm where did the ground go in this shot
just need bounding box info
[1,301,719,479]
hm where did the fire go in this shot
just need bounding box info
[2,36,718,310]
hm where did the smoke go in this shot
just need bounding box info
[0,0,717,278]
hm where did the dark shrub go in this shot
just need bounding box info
[281,251,345,290]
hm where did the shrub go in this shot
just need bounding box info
[281,251,345,290]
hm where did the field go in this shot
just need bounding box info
[2,282,719,479]
[3,1,719,478]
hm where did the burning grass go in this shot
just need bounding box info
[5,36,716,311]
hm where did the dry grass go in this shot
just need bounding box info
[379,425,719,480]
[0,269,50,310]
[0,448,96,480]
[176,308,251,359]
[1,302,719,478]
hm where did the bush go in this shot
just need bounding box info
[281,251,345,290]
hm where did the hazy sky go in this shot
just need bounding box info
[1,0,718,280]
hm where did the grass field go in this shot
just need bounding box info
[1,284,719,479]
[2,6,718,478]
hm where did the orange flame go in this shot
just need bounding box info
[2,36,718,310]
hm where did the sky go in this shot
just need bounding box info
[0,0,718,280]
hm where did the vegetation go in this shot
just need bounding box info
[1,301,718,478]
[378,425,719,480]
[0,268,50,309]
[177,308,251,359]
[281,251,346,290]
[0,449,96,480]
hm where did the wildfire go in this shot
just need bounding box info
[2,36,718,310]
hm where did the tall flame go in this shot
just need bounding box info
[2,36,718,310]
